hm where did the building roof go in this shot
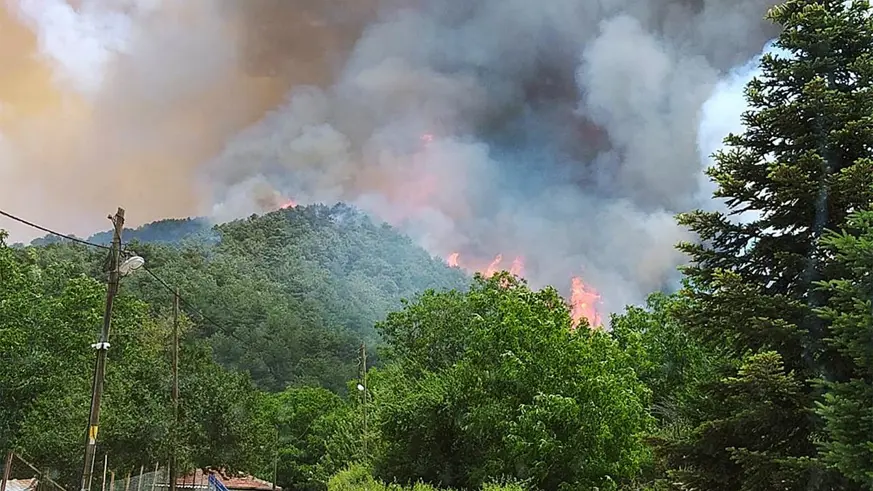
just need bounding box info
[175,469,279,491]
[221,474,276,491]
[4,478,38,491]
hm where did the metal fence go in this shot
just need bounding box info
[0,453,198,491]
[1,452,68,491]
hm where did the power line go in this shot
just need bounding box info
[1,207,245,347]
[0,209,112,250]
[142,265,245,345]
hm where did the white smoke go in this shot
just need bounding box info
[10,0,143,95]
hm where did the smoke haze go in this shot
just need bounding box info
[0,0,782,314]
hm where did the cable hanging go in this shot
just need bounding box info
[0,209,111,250]
[2,207,245,345]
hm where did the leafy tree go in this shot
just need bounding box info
[815,210,873,487]
[610,292,724,487]
[326,464,525,491]
[27,204,466,392]
[610,292,720,418]
[371,273,653,490]
[0,231,273,487]
[664,1,873,488]
[268,386,348,491]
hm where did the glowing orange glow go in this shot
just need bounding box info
[447,252,460,267]
[280,199,297,209]
[570,277,602,329]
[509,256,524,277]
[443,252,603,328]
[448,253,526,278]
[484,254,503,277]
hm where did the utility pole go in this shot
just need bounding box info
[360,343,367,457]
[2,451,13,491]
[169,289,180,491]
[81,208,125,491]
[271,426,279,491]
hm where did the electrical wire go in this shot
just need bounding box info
[142,265,235,339]
[0,208,112,250]
[2,207,245,345]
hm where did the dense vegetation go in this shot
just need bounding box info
[2,1,873,490]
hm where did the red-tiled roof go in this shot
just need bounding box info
[221,475,276,491]
[175,468,279,491]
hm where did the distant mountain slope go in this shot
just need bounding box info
[88,217,217,245]
[27,204,467,392]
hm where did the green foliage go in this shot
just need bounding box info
[327,464,525,491]
[267,386,354,491]
[664,1,873,488]
[370,273,653,490]
[29,204,465,392]
[610,292,721,416]
[0,236,272,487]
[610,292,724,488]
[814,210,873,487]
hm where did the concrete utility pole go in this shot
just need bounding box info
[169,289,179,491]
[81,208,125,491]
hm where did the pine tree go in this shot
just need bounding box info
[662,1,873,489]
[816,210,873,488]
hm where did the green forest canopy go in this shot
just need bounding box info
[3,2,873,490]
[26,203,467,392]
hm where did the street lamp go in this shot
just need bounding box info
[118,255,145,276]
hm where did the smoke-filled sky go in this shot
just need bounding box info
[0,0,782,314]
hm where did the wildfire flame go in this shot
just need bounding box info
[447,252,460,267]
[509,256,524,277]
[280,199,297,209]
[570,277,602,329]
[484,254,504,277]
[445,252,602,330]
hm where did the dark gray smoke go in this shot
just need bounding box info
[205,0,781,314]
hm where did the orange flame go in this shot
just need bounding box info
[447,252,460,267]
[570,277,602,329]
[444,253,601,329]
[484,254,503,277]
[449,253,526,278]
[280,199,297,209]
[509,256,525,277]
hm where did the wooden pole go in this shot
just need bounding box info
[271,427,279,491]
[136,466,143,491]
[81,208,126,491]
[124,471,130,491]
[101,455,108,491]
[1,451,13,491]
[170,290,179,491]
[360,343,367,458]
[150,463,158,491]
[109,472,115,491]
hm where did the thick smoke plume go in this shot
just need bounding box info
[1,0,782,314]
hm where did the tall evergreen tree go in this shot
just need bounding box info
[662,1,873,489]
[815,210,873,488]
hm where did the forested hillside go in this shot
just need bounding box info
[2,2,873,491]
[27,203,466,392]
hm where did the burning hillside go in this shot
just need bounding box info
[445,251,601,328]
[0,0,781,319]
